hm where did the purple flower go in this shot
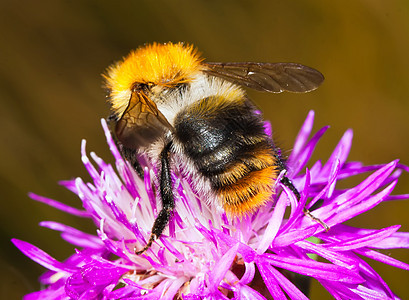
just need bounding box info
[13,111,409,299]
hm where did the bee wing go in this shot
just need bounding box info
[203,62,324,93]
[114,91,173,150]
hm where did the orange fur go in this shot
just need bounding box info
[218,165,279,216]
[216,147,277,187]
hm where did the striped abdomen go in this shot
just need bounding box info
[174,95,282,215]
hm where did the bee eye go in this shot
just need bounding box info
[132,83,154,92]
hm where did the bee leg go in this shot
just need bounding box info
[280,176,329,231]
[302,208,329,231]
[136,142,174,254]
[120,147,144,178]
[106,115,144,178]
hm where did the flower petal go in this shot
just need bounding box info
[288,110,315,166]
[208,244,239,292]
[357,248,409,271]
[39,221,103,249]
[258,261,309,300]
[327,225,400,251]
[257,262,289,300]
[290,125,329,177]
[29,193,90,217]
[257,190,289,254]
[261,253,364,283]
[12,239,76,273]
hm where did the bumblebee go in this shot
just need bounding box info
[104,42,324,254]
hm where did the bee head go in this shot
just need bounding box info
[104,42,204,117]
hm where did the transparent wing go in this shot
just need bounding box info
[114,91,173,150]
[203,62,324,93]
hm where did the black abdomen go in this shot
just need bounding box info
[174,96,280,186]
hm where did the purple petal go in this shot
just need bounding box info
[101,118,124,163]
[274,227,317,248]
[237,285,267,300]
[23,280,66,300]
[257,189,289,254]
[307,157,340,209]
[65,260,128,299]
[321,129,353,176]
[327,225,400,251]
[214,229,257,263]
[338,163,385,179]
[257,262,288,300]
[289,125,329,177]
[372,231,409,249]
[161,277,187,300]
[355,257,395,298]
[320,280,376,300]
[208,244,239,292]
[260,253,364,283]
[80,139,101,186]
[39,221,103,249]
[238,262,256,285]
[288,110,315,165]
[104,284,141,298]
[160,237,185,261]
[385,193,409,201]
[353,285,396,300]
[257,261,309,300]
[12,239,76,273]
[295,240,359,270]
[29,193,90,217]
[357,248,409,271]
[325,181,397,226]
[336,161,397,207]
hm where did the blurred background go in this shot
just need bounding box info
[1,0,408,298]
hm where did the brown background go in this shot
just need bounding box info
[1,1,408,298]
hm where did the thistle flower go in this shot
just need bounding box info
[13,111,409,299]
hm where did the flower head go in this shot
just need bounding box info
[13,111,409,299]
